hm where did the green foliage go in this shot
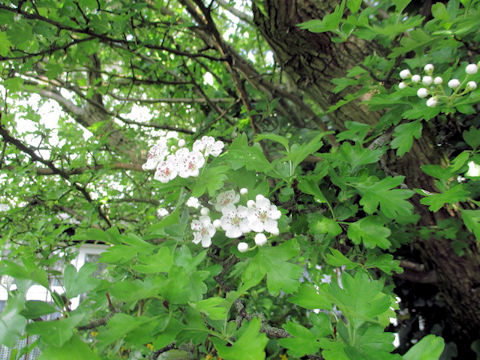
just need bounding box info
[1,0,480,358]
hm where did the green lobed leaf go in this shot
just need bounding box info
[327,272,391,329]
[0,32,11,56]
[391,120,423,157]
[347,216,392,249]
[420,184,470,212]
[0,296,27,347]
[133,246,174,274]
[212,318,269,360]
[463,127,480,150]
[96,314,152,347]
[325,249,358,270]
[461,209,480,241]
[27,313,84,347]
[189,297,228,321]
[64,263,100,299]
[338,142,383,168]
[242,239,303,296]
[356,176,414,219]
[255,133,289,150]
[288,283,332,310]
[403,335,445,360]
[21,301,58,319]
[309,214,342,237]
[278,321,321,357]
[38,335,100,360]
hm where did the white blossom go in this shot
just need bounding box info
[214,190,240,211]
[424,64,434,73]
[426,97,438,107]
[191,215,216,248]
[467,161,480,177]
[466,63,478,75]
[434,76,443,85]
[467,81,477,90]
[187,196,201,209]
[143,138,168,170]
[247,194,281,235]
[321,274,332,284]
[411,74,421,83]
[254,233,267,246]
[398,82,407,89]
[175,148,205,178]
[399,69,411,79]
[157,208,169,217]
[422,76,433,86]
[448,79,460,89]
[193,136,224,157]
[237,242,249,253]
[417,88,428,98]
[154,155,178,183]
[213,219,222,228]
[240,188,248,195]
[220,205,251,238]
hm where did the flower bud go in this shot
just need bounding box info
[467,81,477,90]
[422,76,433,86]
[247,200,255,208]
[398,81,407,89]
[177,139,186,147]
[254,233,267,246]
[417,88,428,98]
[399,69,411,79]
[434,76,443,85]
[448,79,460,89]
[424,64,434,73]
[411,74,421,83]
[237,242,249,253]
[240,188,248,195]
[426,97,438,107]
[200,207,210,216]
[466,64,478,75]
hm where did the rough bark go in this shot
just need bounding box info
[252,0,480,354]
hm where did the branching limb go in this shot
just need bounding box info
[0,125,112,227]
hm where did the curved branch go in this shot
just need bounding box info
[0,125,112,227]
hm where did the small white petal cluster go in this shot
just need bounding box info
[426,97,438,108]
[397,62,480,108]
[143,136,224,183]
[399,69,411,79]
[193,135,224,157]
[187,196,201,209]
[467,81,477,90]
[246,194,281,235]
[191,216,216,248]
[417,88,428,98]
[466,63,478,75]
[411,74,421,83]
[424,64,434,74]
[214,190,240,211]
[448,79,460,89]
[189,189,282,251]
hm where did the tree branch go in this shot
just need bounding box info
[0,124,112,227]
[215,0,254,25]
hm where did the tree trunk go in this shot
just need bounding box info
[253,0,480,355]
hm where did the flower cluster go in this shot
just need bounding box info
[398,62,479,107]
[143,136,224,183]
[189,189,281,252]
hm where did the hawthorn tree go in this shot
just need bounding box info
[0,0,479,359]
